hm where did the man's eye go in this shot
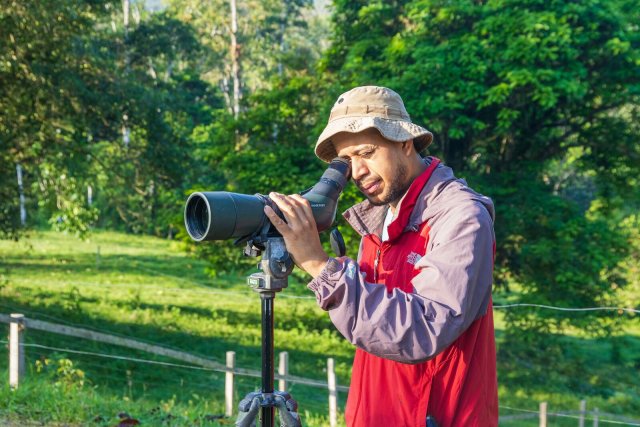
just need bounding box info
[361,150,375,158]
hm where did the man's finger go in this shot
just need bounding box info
[280,194,312,227]
[270,193,308,227]
[270,192,296,213]
[264,205,291,235]
[289,194,315,224]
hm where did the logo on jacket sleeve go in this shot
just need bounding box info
[406,251,422,266]
[346,262,357,280]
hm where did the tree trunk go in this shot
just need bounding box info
[229,0,241,118]
[16,164,26,226]
[122,0,130,70]
[278,3,287,76]
[122,0,131,147]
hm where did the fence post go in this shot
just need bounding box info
[327,358,337,427]
[9,314,25,389]
[278,351,288,392]
[225,351,235,417]
[593,407,599,427]
[579,400,586,427]
[539,401,547,427]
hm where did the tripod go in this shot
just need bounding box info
[235,237,302,427]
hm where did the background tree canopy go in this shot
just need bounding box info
[1,0,639,400]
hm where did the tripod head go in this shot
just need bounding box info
[245,237,292,293]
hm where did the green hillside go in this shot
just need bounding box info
[0,230,352,426]
[0,230,638,426]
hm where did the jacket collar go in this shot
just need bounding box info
[343,157,440,239]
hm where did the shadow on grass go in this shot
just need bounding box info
[2,253,229,287]
[0,294,351,382]
[496,329,640,415]
[1,282,334,335]
[3,251,313,294]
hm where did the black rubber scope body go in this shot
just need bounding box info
[184,158,351,242]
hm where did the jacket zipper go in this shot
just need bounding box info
[373,248,381,283]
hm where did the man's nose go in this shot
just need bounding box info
[351,158,368,181]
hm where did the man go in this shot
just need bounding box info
[264,86,498,426]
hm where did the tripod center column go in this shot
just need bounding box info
[260,291,276,427]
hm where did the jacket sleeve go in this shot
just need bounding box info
[307,201,495,364]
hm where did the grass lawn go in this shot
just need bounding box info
[0,230,638,426]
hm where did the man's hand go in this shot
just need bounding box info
[264,192,329,278]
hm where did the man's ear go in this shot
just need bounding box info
[401,139,415,156]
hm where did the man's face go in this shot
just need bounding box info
[333,128,413,206]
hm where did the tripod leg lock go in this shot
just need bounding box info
[274,391,302,427]
[236,393,261,427]
[235,391,302,427]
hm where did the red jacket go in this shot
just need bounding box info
[309,158,498,426]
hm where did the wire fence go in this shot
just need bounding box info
[499,404,640,426]
[4,337,640,426]
[492,303,640,314]
[1,339,332,417]
[5,277,640,313]
[0,314,343,422]
[17,343,228,400]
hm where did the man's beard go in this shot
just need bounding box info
[362,164,411,206]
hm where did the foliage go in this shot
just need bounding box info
[182,74,334,272]
[0,0,110,236]
[87,11,223,236]
[35,355,87,391]
[321,0,640,354]
[616,215,640,311]
[0,1,223,238]
[0,0,329,243]
[167,0,315,96]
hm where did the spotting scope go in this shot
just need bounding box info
[184,158,351,242]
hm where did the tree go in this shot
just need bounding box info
[167,0,313,113]
[168,0,333,272]
[0,1,222,237]
[0,0,115,236]
[89,10,223,235]
[320,0,640,362]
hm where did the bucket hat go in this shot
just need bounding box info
[315,86,433,162]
